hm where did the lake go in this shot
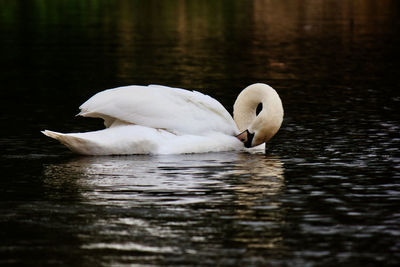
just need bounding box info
[1,0,399,265]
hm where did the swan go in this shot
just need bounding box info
[42,83,283,155]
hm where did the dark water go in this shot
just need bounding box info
[1,0,400,265]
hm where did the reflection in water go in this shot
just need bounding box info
[44,153,284,205]
[1,0,399,265]
[42,153,285,264]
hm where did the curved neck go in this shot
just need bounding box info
[233,83,283,145]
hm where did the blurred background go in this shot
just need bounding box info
[1,0,398,136]
[0,0,399,266]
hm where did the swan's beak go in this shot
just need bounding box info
[236,130,255,148]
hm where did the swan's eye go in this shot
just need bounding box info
[256,102,263,116]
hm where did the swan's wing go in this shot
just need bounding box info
[78,85,238,135]
[42,125,242,155]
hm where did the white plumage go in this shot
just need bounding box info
[78,85,237,135]
[42,83,283,155]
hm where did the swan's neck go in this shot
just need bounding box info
[233,83,283,145]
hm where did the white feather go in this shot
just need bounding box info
[42,83,283,155]
[79,85,237,135]
[42,125,242,155]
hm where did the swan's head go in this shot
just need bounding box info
[233,83,284,148]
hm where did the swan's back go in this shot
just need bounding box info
[79,85,237,135]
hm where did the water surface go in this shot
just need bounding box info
[0,0,399,265]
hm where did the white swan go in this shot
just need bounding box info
[42,83,283,155]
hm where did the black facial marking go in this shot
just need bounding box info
[244,130,255,148]
[256,102,263,116]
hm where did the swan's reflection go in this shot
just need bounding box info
[44,153,284,205]
[43,152,285,255]
[226,153,285,250]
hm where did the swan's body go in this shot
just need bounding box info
[42,83,283,155]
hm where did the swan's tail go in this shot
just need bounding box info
[41,130,97,155]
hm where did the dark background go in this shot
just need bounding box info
[0,0,399,265]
